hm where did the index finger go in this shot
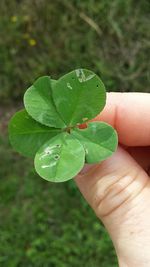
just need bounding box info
[93,92,150,146]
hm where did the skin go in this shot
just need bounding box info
[75,93,150,267]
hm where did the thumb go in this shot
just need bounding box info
[75,146,149,229]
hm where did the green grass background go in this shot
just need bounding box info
[0,0,149,266]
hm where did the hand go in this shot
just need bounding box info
[75,93,150,267]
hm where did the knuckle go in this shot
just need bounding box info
[92,171,141,219]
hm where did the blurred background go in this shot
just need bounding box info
[0,0,149,266]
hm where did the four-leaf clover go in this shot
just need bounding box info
[9,69,118,182]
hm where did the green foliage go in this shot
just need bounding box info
[9,69,118,182]
[0,0,149,103]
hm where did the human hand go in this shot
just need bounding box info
[75,93,150,267]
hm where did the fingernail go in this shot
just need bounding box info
[79,164,93,175]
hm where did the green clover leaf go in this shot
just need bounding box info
[8,68,118,182]
[9,109,61,158]
[51,69,106,126]
[34,132,85,182]
[71,122,118,164]
[24,77,66,128]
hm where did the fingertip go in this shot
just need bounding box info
[93,93,150,146]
